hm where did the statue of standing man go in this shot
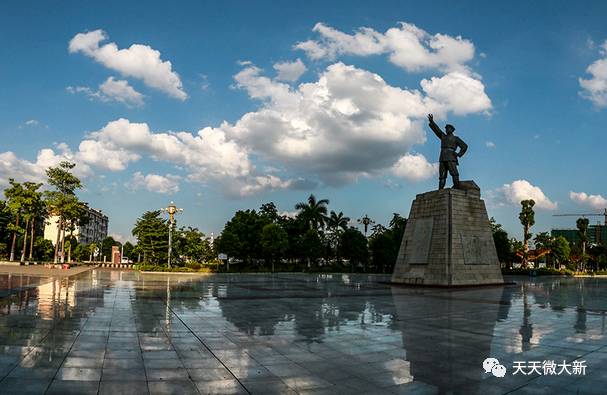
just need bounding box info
[428,114,468,190]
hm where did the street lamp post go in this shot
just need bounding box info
[161,201,183,269]
[357,214,375,237]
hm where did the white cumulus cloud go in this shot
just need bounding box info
[498,179,557,210]
[420,72,491,115]
[570,191,607,209]
[68,77,144,107]
[579,40,607,108]
[131,172,180,194]
[226,62,489,185]
[273,58,307,82]
[69,29,187,100]
[78,118,252,180]
[391,153,437,181]
[99,77,144,106]
[295,22,475,73]
[0,148,91,187]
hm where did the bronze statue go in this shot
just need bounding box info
[428,114,468,189]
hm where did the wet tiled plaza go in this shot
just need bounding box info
[0,270,606,394]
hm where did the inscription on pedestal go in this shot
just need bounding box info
[461,234,494,265]
[407,217,433,264]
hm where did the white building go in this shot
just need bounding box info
[44,205,109,245]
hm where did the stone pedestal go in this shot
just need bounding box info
[392,187,504,286]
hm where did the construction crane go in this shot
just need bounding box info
[553,208,607,225]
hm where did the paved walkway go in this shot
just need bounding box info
[0,271,605,394]
[0,264,94,277]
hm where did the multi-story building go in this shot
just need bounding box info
[551,224,607,246]
[44,204,109,245]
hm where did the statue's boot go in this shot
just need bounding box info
[453,176,460,189]
[439,178,446,189]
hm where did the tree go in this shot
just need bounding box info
[588,244,607,271]
[4,179,26,261]
[33,238,54,261]
[519,199,535,268]
[132,211,169,264]
[534,232,552,250]
[259,202,279,223]
[326,210,350,257]
[45,161,82,263]
[300,228,323,267]
[27,184,46,261]
[367,213,407,273]
[122,241,135,261]
[215,230,241,266]
[73,243,88,262]
[175,227,213,263]
[260,223,289,272]
[0,200,10,259]
[101,236,120,262]
[369,231,396,273]
[216,210,268,264]
[550,236,570,269]
[295,194,329,230]
[17,182,44,262]
[339,227,369,272]
[490,218,513,266]
[62,199,87,263]
[576,217,589,271]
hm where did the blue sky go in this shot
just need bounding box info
[1,1,607,242]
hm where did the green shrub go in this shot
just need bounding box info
[502,267,574,276]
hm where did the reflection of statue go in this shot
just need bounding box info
[392,285,513,393]
[428,114,468,189]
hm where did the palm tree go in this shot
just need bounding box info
[519,200,535,268]
[295,194,329,230]
[327,211,350,236]
[327,211,350,261]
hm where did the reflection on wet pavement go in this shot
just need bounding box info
[0,270,606,394]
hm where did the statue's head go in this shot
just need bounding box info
[445,124,455,134]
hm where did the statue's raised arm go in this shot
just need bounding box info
[428,114,445,140]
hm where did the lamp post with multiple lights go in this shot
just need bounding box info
[357,214,375,237]
[161,201,183,269]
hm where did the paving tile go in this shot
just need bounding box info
[62,357,104,368]
[55,367,102,381]
[145,368,190,381]
[144,358,184,369]
[99,380,150,395]
[194,379,248,395]
[45,379,100,395]
[102,367,147,381]
[187,367,234,381]
[147,380,199,395]
[103,358,144,369]
[0,378,51,394]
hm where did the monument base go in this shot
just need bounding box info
[392,186,504,286]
